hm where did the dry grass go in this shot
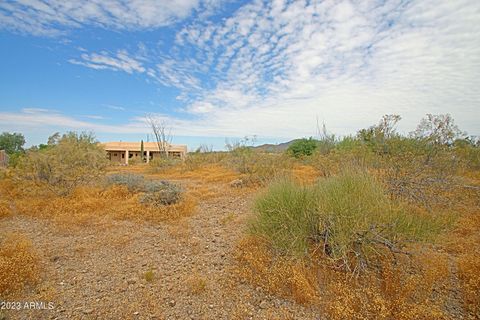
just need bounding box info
[290,164,321,185]
[185,272,207,295]
[235,236,454,319]
[0,199,11,218]
[1,181,197,228]
[146,163,240,184]
[0,233,41,298]
[235,237,319,305]
[447,210,480,318]
[457,253,480,317]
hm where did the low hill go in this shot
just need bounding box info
[252,139,298,152]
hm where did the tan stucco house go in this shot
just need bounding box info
[103,141,187,164]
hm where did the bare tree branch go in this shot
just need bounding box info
[145,114,173,158]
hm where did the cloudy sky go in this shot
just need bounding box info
[0,0,479,149]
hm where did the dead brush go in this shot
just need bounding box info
[236,237,453,319]
[324,248,451,320]
[185,272,207,295]
[0,233,41,298]
[234,236,319,305]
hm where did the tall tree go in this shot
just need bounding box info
[0,132,25,154]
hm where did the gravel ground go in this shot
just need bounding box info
[1,189,322,320]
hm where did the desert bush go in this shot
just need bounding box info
[250,171,445,273]
[251,177,318,255]
[107,173,183,206]
[140,181,182,206]
[357,114,402,154]
[14,132,107,195]
[379,138,460,210]
[454,140,480,171]
[0,234,40,298]
[412,113,465,146]
[287,138,318,158]
[106,173,146,192]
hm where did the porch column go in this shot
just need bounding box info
[125,150,129,165]
[146,150,150,163]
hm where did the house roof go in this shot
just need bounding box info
[102,142,187,152]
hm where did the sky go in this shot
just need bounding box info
[0,0,479,150]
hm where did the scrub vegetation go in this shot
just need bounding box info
[0,114,478,319]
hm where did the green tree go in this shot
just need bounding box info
[0,132,25,154]
[287,138,318,158]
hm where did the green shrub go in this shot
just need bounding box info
[287,138,318,158]
[15,132,108,195]
[250,171,447,273]
[251,177,318,254]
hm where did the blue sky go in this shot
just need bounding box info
[0,0,479,150]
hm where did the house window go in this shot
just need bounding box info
[121,153,124,158]
[113,153,117,156]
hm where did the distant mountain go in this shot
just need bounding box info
[252,139,299,152]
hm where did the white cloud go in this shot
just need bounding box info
[83,115,105,120]
[21,108,51,114]
[69,50,145,74]
[0,0,223,36]
[104,104,126,111]
[156,0,480,137]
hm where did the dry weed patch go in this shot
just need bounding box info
[0,233,41,298]
[457,253,480,317]
[235,237,319,305]
[0,199,11,218]
[236,237,453,319]
[3,181,197,227]
[185,272,207,295]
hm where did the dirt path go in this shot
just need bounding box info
[1,186,320,319]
